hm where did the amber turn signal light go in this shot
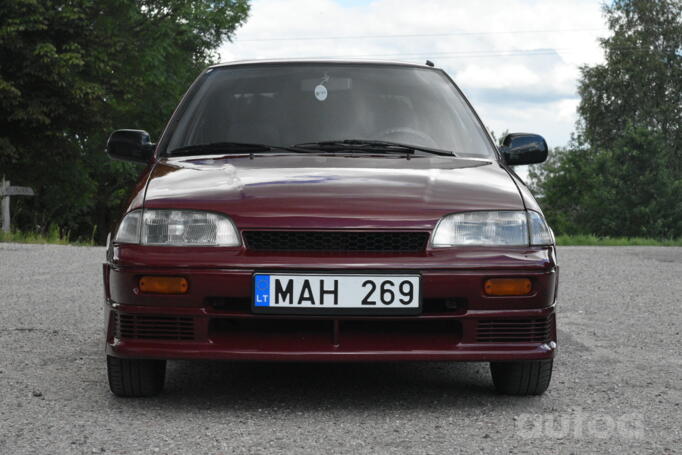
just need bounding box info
[139,276,189,294]
[484,278,532,296]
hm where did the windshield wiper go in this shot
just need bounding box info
[167,140,456,158]
[166,142,311,156]
[293,139,455,157]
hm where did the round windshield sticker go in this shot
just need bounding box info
[314,84,328,101]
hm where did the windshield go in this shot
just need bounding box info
[164,63,495,158]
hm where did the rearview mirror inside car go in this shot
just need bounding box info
[105,129,155,163]
[499,133,548,165]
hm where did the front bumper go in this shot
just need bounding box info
[104,246,558,362]
[106,303,556,362]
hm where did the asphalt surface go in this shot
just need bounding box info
[0,244,680,454]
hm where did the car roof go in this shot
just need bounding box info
[209,59,437,70]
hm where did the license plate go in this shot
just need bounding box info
[252,273,421,315]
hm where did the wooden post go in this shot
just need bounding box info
[0,176,35,233]
[1,177,9,233]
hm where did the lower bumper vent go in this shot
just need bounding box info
[476,316,553,343]
[115,313,195,341]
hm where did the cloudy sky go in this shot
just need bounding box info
[219,0,610,149]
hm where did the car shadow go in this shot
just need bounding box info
[139,360,523,412]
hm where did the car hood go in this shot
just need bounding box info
[141,154,523,230]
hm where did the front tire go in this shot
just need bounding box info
[107,355,166,397]
[490,359,553,395]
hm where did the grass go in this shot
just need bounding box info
[555,234,682,246]
[0,225,95,246]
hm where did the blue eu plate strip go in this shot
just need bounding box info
[254,275,271,307]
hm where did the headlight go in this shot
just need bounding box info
[114,209,241,246]
[114,210,142,244]
[432,210,553,247]
[527,210,555,246]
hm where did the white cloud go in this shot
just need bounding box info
[219,0,608,147]
[456,64,541,90]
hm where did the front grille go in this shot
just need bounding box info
[115,313,195,341]
[476,316,553,343]
[243,231,430,252]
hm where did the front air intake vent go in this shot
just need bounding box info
[115,313,195,341]
[243,231,430,252]
[476,316,553,343]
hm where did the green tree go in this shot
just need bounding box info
[531,129,681,237]
[579,0,681,156]
[0,0,249,242]
[531,0,682,238]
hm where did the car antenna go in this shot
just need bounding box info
[425,60,435,67]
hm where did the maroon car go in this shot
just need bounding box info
[103,60,557,397]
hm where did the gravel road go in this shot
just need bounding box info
[0,244,680,454]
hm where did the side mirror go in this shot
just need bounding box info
[499,133,548,165]
[105,130,155,163]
